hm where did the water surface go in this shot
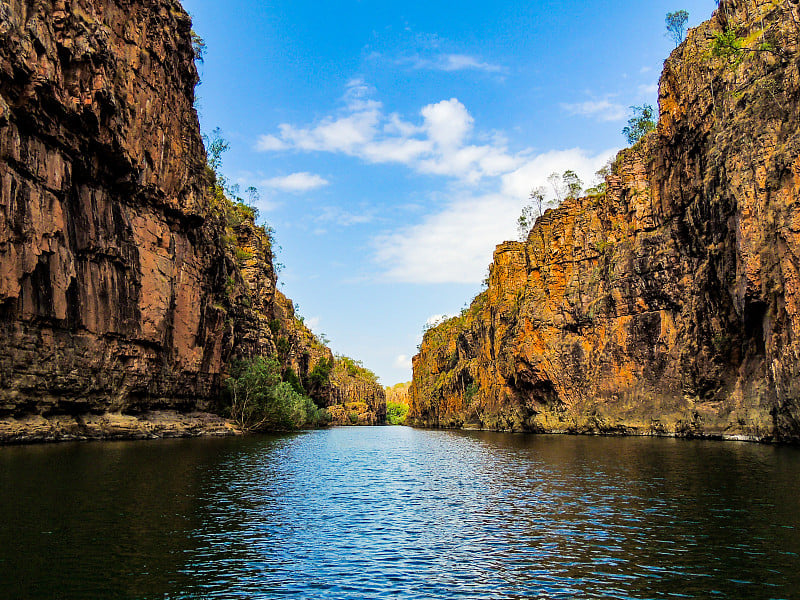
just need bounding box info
[1,427,798,599]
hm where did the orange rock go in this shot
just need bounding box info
[411,0,800,442]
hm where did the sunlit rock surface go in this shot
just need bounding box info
[410,0,800,442]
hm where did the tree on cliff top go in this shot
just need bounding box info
[191,30,206,64]
[622,104,656,145]
[666,10,689,47]
[517,187,546,241]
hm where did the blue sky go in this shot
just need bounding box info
[182,0,715,385]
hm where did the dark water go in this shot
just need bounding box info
[1,428,799,599]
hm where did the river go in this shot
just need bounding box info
[0,427,798,599]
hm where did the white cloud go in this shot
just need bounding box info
[375,149,617,284]
[500,148,617,199]
[421,98,474,149]
[412,53,505,73]
[260,172,329,193]
[256,92,516,183]
[316,206,375,227]
[638,83,659,96]
[561,99,627,122]
[306,316,321,332]
[394,354,413,369]
[255,135,288,151]
[426,314,453,327]
[257,83,620,284]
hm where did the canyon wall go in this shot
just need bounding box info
[410,0,800,442]
[0,0,332,441]
[325,358,387,426]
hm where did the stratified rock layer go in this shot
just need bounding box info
[0,0,330,440]
[410,0,800,442]
[325,360,386,426]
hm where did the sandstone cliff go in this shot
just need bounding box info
[0,0,333,441]
[325,356,387,426]
[410,0,800,442]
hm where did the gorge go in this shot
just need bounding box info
[1,0,799,445]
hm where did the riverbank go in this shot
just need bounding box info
[0,416,779,445]
[0,411,240,445]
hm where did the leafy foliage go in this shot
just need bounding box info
[665,10,689,47]
[224,357,329,431]
[335,354,379,384]
[308,357,334,389]
[711,27,746,66]
[282,366,305,395]
[386,401,410,425]
[517,187,546,241]
[190,30,206,64]
[622,104,656,146]
[562,170,584,200]
[585,161,613,197]
[465,382,480,405]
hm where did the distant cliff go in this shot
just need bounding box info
[0,0,335,441]
[410,0,800,442]
[325,356,387,426]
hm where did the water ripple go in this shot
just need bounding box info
[1,428,800,598]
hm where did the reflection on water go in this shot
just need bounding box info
[1,428,798,599]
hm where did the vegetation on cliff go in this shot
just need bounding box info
[223,357,329,431]
[325,355,387,425]
[385,382,411,425]
[410,0,800,442]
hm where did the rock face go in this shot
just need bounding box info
[0,0,331,440]
[385,382,410,406]
[325,359,387,426]
[410,0,800,442]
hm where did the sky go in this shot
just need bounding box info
[182,0,716,385]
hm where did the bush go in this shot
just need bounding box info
[282,366,305,394]
[224,357,329,431]
[308,357,333,389]
[387,401,410,425]
[334,354,379,383]
[622,105,656,146]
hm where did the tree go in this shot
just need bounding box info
[622,104,656,146]
[547,172,565,203]
[224,357,329,431]
[204,128,229,181]
[517,187,546,241]
[190,30,206,64]
[562,170,584,200]
[586,160,613,197]
[666,10,689,47]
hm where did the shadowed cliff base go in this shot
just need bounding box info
[410,0,800,443]
[0,411,239,444]
[0,0,384,443]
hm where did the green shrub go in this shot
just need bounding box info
[622,105,656,146]
[309,357,333,388]
[282,366,305,394]
[711,27,745,66]
[276,336,291,360]
[386,401,410,425]
[235,247,253,263]
[223,357,329,431]
[465,382,480,405]
[335,354,378,383]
